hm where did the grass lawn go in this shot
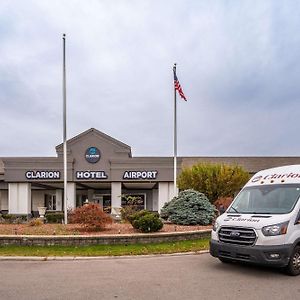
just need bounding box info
[0,238,210,257]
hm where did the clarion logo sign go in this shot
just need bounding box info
[25,170,60,179]
[85,147,101,164]
[252,172,300,183]
[123,170,158,180]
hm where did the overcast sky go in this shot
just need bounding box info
[1,0,300,157]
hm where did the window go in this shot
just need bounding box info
[121,194,145,210]
[103,195,111,214]
[76,195,88,207]
[44,194,56,211]
[92,194,111,213]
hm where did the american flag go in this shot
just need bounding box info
[173,70,187,101]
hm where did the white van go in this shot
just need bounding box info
[210,165,300,275]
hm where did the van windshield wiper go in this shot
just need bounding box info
[246,212,272,215]
[228,206,239,213]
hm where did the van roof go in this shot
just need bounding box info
[246,164,300,187]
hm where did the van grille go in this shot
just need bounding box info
[218,226,256,246]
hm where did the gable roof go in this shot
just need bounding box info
[55,128,132,156]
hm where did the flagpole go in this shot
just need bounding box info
[173,63,178,197]
[62,34,68,225]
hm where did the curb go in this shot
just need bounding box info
[0,250,209,261]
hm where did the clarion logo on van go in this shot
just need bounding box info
[224,216,260,222]
[251,172,300,183]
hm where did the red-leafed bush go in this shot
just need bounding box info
[69,203,112,231]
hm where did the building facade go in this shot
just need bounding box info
[1,128,300,216]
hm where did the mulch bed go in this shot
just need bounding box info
[0,223,212,236]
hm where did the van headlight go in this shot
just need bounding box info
[262,221,289,236]
[212,220,220,232]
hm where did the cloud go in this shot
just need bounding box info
[1,0,300,157]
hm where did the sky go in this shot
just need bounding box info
[1,0,300,158]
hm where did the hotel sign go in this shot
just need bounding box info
[123,170,158,180]
[76,171,108,179]
[25,170,60,180]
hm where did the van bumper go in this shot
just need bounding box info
[210,240,292,267]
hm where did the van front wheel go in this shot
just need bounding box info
[285,246,300,276]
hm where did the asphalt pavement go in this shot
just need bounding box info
[0,253,299,300]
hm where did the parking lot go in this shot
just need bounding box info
[0,253,299,300]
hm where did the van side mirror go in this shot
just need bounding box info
[295,211,300,225]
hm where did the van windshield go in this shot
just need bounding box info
[228,184,300,214]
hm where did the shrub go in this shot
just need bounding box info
[133,214,163,233]
[120,206,139,223]
[1,214,28,224]
[128,210,150,225]
[160,189,217,225]
[45,212,64,224]
[177,163,250,203]
[129,210,163,233]
[214,196,234,213]
[29,218,44,226]
[69,203,112,231]
[120,195,142,222]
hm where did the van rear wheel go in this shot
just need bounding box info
[285,246,300,276]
